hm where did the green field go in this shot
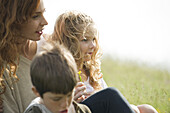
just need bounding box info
[101,56,170,113]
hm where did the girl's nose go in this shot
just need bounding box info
[89,40,96,49]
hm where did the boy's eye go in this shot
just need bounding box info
[52,98,61,101]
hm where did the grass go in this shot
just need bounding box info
[101,56,170,113]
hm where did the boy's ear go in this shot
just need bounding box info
[32,86,41,97]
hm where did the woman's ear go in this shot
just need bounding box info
[32,86,41,97]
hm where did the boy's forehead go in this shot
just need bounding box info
[44,91,73,96]
[49,91,73,97]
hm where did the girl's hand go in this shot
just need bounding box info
[74,82,91,103]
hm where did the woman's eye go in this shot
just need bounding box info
[32,15,39,19]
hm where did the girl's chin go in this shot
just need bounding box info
[83,54,92,62]
[84,58,91,62]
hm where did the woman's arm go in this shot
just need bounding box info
[0,99,3,113]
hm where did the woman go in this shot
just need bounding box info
[0,0,48,112]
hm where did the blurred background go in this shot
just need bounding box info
[43,0,170,71]
[43,0,170,112]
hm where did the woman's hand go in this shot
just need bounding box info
[74,82,91,103]
[0,98,3,113]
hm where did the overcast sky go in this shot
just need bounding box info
[43,0,170,70]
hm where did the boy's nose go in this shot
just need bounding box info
[60,98,69,108]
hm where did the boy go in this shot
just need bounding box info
[24,42,91,113]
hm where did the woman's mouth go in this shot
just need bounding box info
[36,30,43,35]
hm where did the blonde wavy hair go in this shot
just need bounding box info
[49,11,103,90]
[0,0,40,94]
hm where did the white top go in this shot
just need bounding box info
[84,77,108,93]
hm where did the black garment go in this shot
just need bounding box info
[81,87,135,113]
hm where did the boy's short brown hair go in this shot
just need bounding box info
[30,42,78,97]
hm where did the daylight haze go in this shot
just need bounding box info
[43,0,170,70]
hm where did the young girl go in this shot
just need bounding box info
[44,10,158,113]
[0,0,48,112]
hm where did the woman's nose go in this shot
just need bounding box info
[41,15,48,26]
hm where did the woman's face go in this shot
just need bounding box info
[17,0,48,41]
[43,91,73,113]
[79,26,97,62]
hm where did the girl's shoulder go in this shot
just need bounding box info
[97,72,108,88]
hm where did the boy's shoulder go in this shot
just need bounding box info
[24,97,52,113]
[73,101,91,113]
[24,105,42,113]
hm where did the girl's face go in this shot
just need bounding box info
[43,91,73,113]
[17,0,48,41]
[79,25,97,62]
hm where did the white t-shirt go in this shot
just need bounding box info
[84,77,108,93]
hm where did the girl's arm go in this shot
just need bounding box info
[74,82,90,103]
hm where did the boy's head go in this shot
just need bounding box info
[30,42,78,112]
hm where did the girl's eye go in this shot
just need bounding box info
[82,39,88,42]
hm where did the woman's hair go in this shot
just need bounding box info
[0,0,40,94]
[30,42,78,97]
[49,11,103,90]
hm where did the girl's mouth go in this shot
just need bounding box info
[59,109,68,113]
[86,52,93,55]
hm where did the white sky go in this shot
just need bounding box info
[43,0,170,70]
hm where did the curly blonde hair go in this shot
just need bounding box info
[49,11,103,90]
[0,0,40,94]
